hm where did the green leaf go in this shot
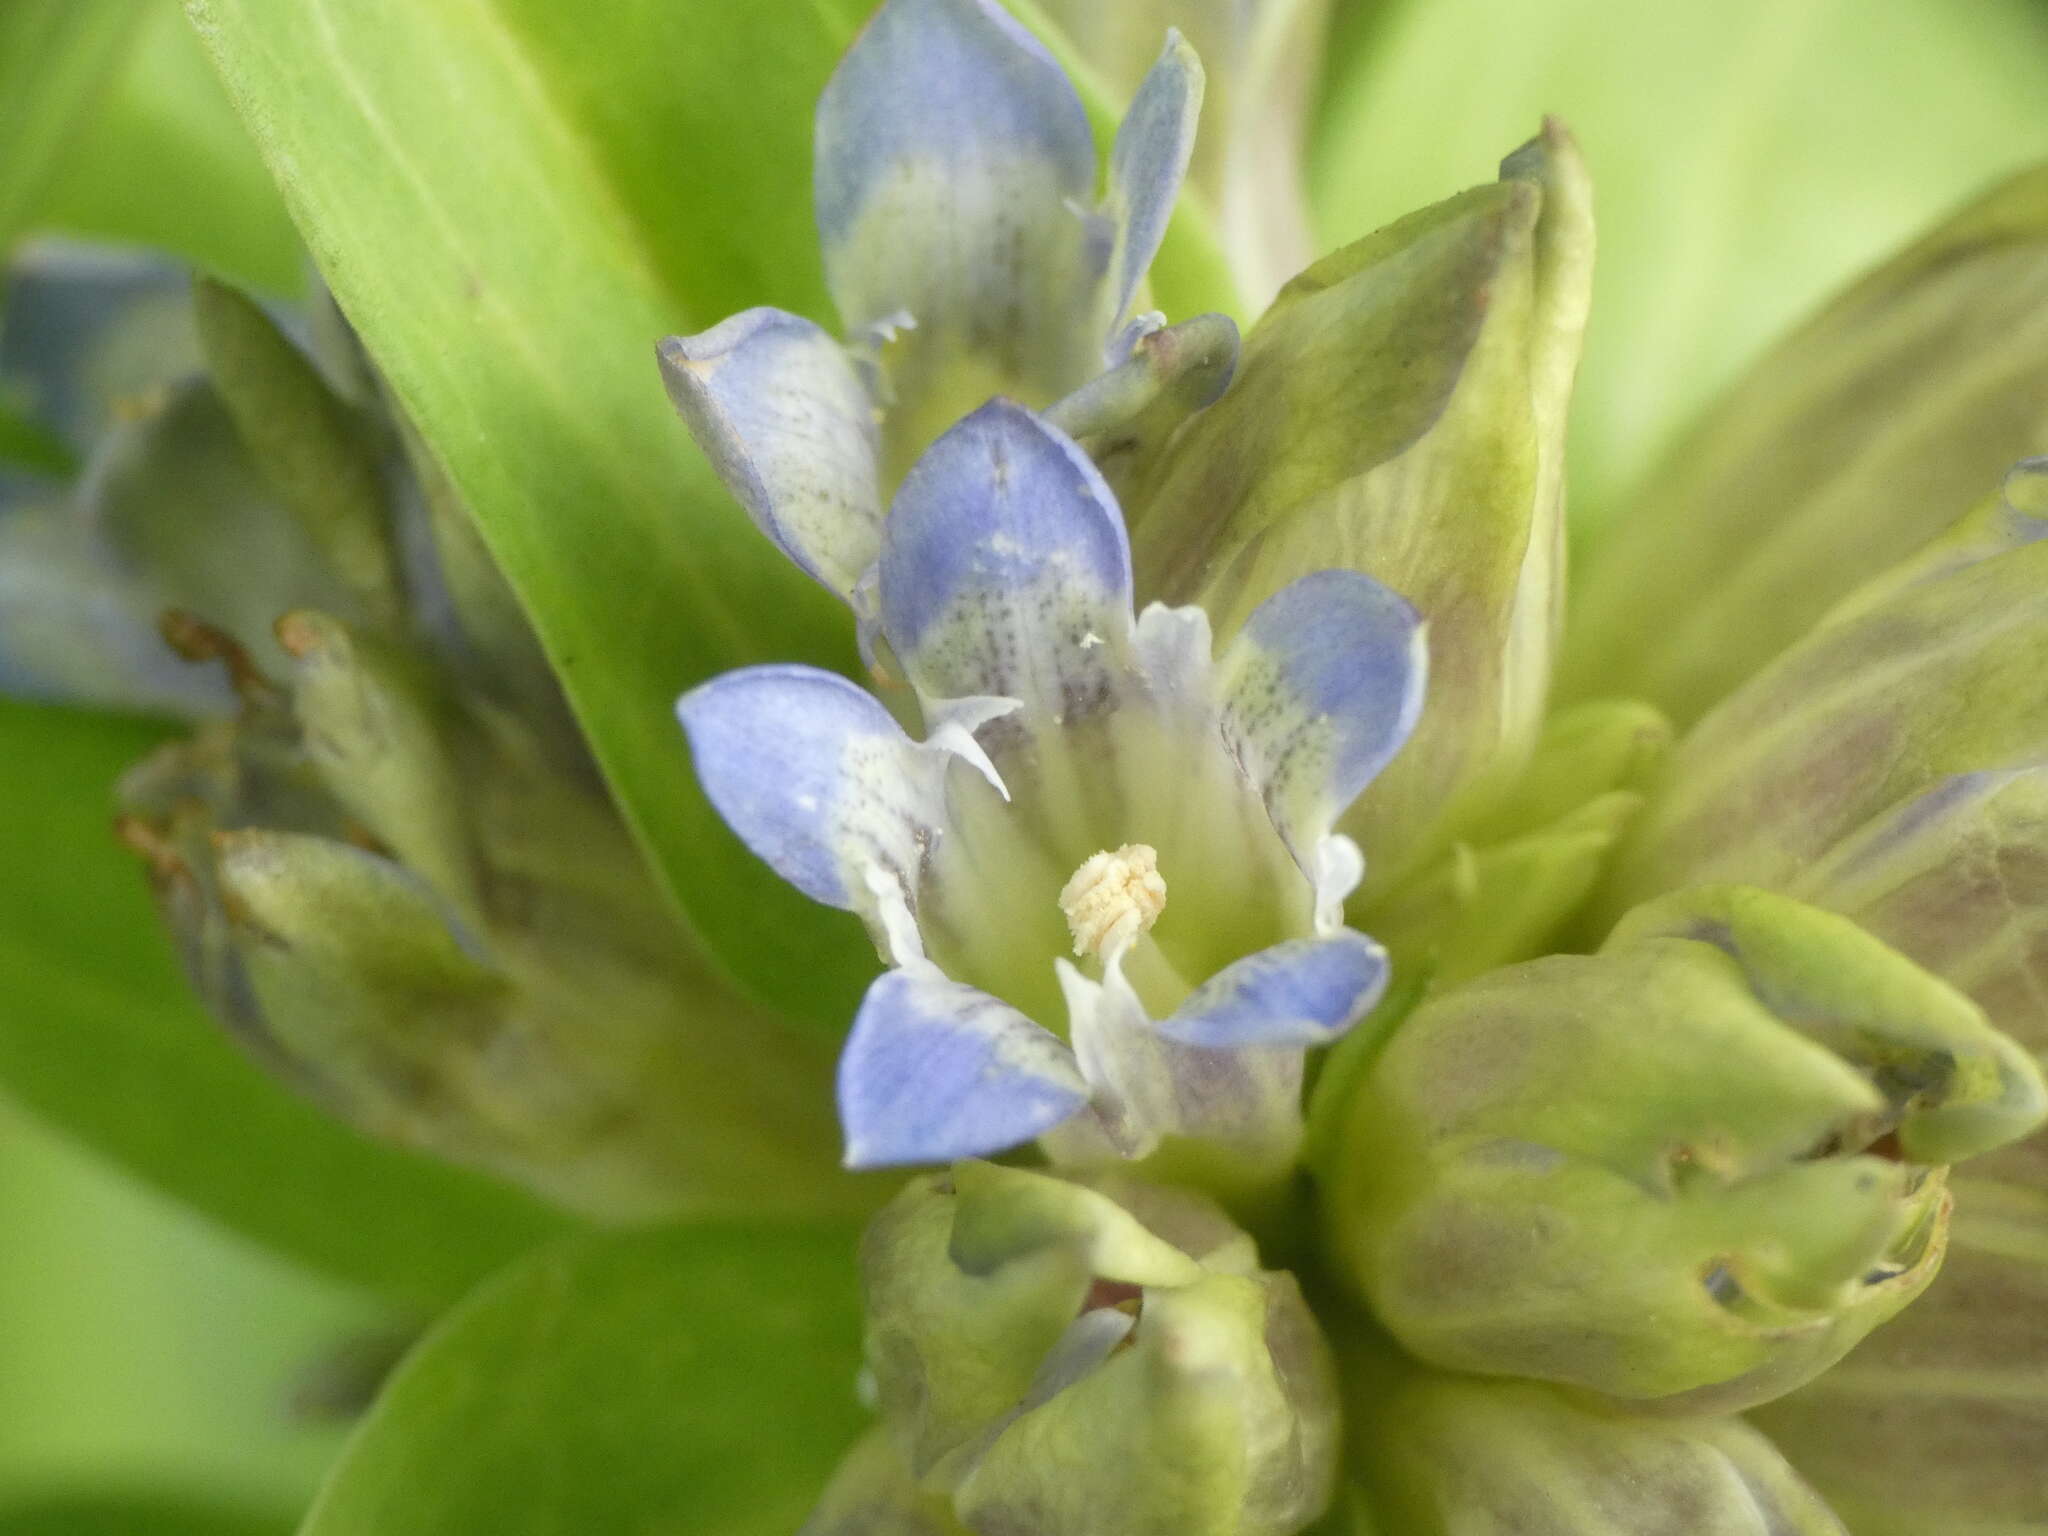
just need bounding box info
[300,1223,868,1536]
[0,0,143,251]
[0,697,574,1306]
[0,1495,283,1536]
[27,5,302,293]
[184,0,891,1026]
[1310,0,2048,535]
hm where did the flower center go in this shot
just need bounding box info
[1059,844,1167,961]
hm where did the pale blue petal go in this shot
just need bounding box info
[658,308,882,600]
[1055,958,1305,1174]
[1219,568,1427,863]
[1105,32,1204,332]
[815,0,1104,404]
[677,664,943,925]
[879,400,1134,711]
[1157,930,1389,1048]
[839,963,1089,1167]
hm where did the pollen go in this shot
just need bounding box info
[1058,844,1167,960]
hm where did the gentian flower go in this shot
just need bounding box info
[5,2,2048,1533]
[678,398,1422,1179]
[657,0,1238,629]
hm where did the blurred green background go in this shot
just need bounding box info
[2,0,2046,1526]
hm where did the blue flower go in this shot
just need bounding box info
[679,401,1424,1173]
[657,0,1230,622]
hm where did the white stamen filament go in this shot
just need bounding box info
[1059,844,1167,961]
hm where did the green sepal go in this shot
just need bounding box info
[1363,790,1642,991]
[85,376,356,673]
[116,649,862,1226]
[275,609,480,923]
[1460,696,1671,840]
[193,276,403,625]
[859,1170,1102,1485]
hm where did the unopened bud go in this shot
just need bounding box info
[845,1162,1337,1536]
[1327,885,2045,1412]
[275,609,480,920]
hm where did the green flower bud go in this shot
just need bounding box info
[1326,885,2046,1412]
[1363,699,1670,986]
[274,609,481,924]
[1346,1352,1849,1535]
[1564,163,2048,725]
[208,825,512,1141]
[194,275,404,625]
[849,1161,1338,1536]
[58,272,871,1223]
[1752,1175,2048,1535]
[1043,312,1239,502]
[117,615,854,1224]
[1128,120,1593,896]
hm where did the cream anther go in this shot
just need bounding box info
[1059,844,1167,960]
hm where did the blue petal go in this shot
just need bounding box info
[1157,931,1389,1048]
[839,963,1090,1167]
[1106,32,1204,332]
[677,664,943,918]
[1220,568,1427,861]
[659,310,883,601]
[879,400,1134,710]
[814,0,1104,405]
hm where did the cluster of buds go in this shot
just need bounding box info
[1,249,848,1222]
[1329,883,2043,1414]
[652,2,2048,1530]
[4,0,2047,1530]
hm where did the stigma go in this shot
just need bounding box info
[1059,844,1167,961]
